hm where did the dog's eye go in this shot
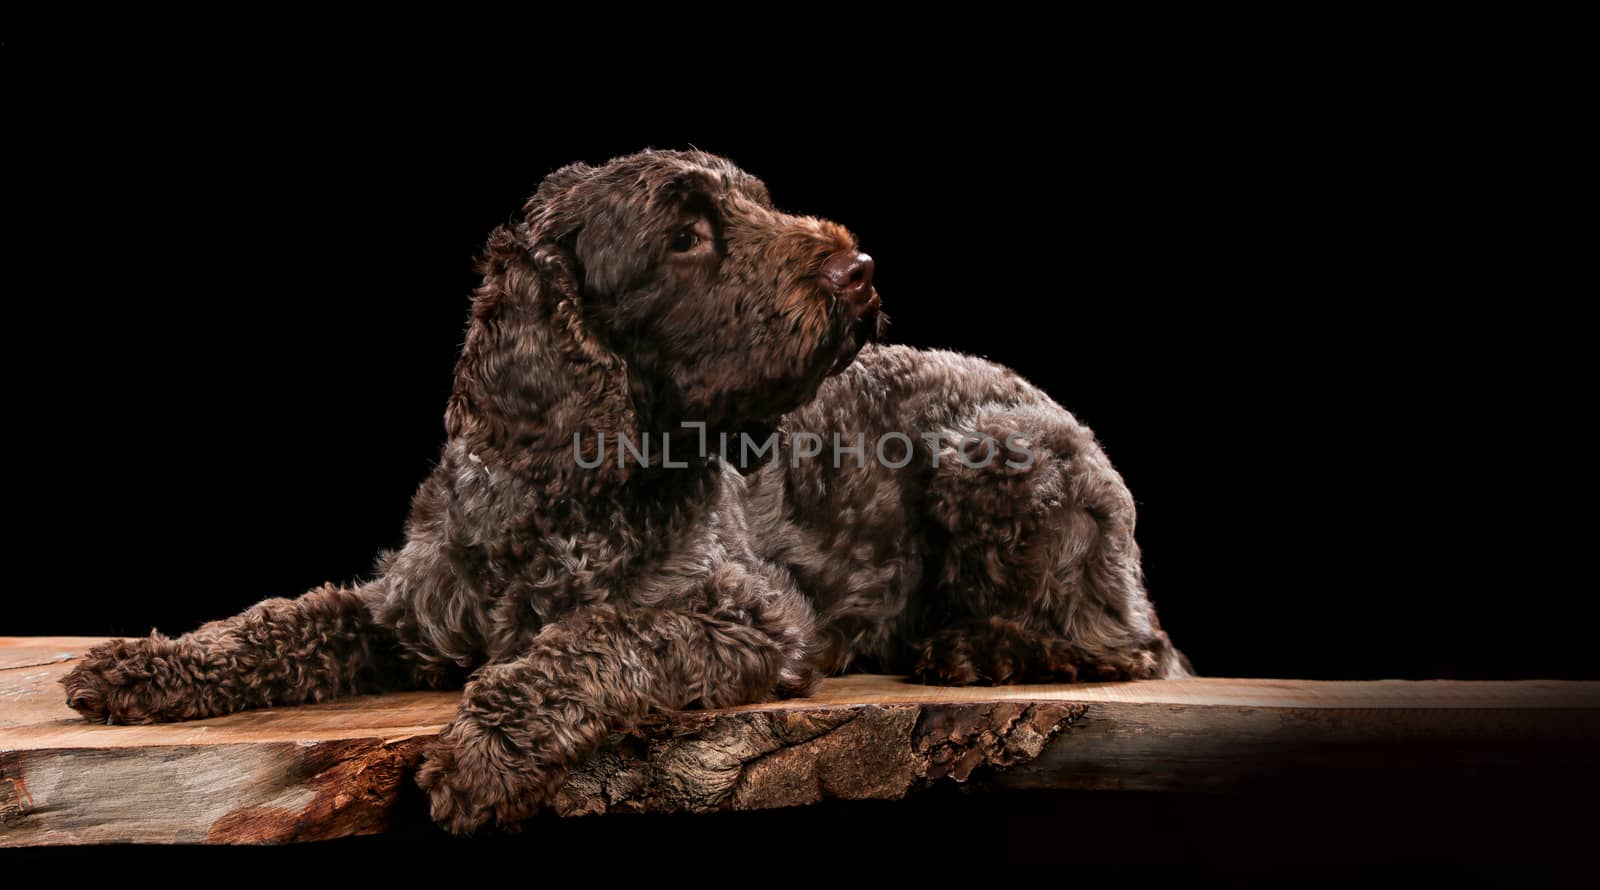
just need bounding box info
[669,218,715,256]
[670,227,700,253]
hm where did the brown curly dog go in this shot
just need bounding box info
[62,149,1187,835]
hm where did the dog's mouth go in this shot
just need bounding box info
[850,293,884,354]
[826,288,885,375]
[858,289,885,341]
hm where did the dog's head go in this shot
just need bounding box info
[447,150,882,485]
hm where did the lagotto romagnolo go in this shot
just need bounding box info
[62,150,1189,834]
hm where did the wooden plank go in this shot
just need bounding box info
[0,637,105,671]
[3,637,1597,845]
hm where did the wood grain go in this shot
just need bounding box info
[3,638,1597,845]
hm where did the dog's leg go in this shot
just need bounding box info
[61,581,418,724]
[909,402,1190,684]
[417,592,812,835]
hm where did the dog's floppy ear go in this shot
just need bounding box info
[445,212,639,493]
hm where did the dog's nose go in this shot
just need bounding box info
[821,251,875,310]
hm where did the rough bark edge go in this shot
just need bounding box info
[552,700,1086,816]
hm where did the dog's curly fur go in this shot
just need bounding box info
[62,149,1187,834]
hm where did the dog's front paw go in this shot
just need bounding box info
[61,637,170,724]
[913,617,1103,686]
[912,618,1168,686]
[913,618,1047,686]
[415,732,490,836]
[416,716,552,836]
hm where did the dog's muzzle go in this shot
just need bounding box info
[822,250,881,342]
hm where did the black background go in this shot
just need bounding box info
[8,47,1588,682]
[4,35,1591,877]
